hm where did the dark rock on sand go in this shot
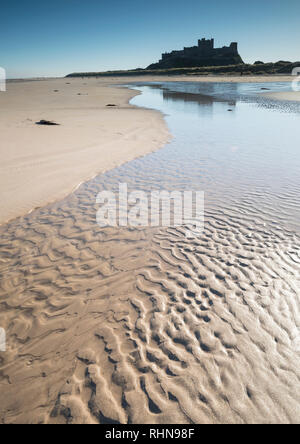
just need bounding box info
[36,120,60,126]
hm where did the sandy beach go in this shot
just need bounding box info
[0,74,296,225]
[2,0,300,427]
[0,77,170,225]
[0,76,299,425]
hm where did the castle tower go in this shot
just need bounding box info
[198,38,214,51]
[230,42,238,54]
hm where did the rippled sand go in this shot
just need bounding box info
[0,83,299,424]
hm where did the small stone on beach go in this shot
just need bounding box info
[36,120,60,126]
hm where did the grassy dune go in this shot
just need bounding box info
[66,61,300,78]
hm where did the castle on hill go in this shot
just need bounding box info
[148,38,244,69]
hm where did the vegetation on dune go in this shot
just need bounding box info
[66,61,300,78]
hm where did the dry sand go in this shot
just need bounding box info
[0,77,170,225]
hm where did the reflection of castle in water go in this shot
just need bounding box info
[162,90,236,109]
[134,82,238,115]
[143,81,239,104]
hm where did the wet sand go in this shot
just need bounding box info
[0,79,299,424]
[262,91,300,101]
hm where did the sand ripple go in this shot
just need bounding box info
[0,176,299,424]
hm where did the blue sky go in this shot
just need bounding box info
[0,0,299,78]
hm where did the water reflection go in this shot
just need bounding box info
[161,89,236,116]
[117,82,300,231]
[131,80,300,112]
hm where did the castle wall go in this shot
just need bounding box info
[161,39,238,61]
[154,38,243,68]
